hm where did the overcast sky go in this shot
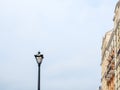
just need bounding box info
[0,0,118,90]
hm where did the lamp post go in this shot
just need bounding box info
[34,52,44,90]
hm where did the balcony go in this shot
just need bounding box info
[109,70,114,75]
[106,77,110,82]
[105,72,112,79]
[116,60,120,69]
[107,50,114,62]
[117,54,120,59]
[105,69,114,82]
[107,58,115,74]
[107,56,112,62]
[111,58,115,63]
[109,62,115,69]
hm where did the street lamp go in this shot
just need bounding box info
[34,51,44,90]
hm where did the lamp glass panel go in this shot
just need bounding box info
[36,57,43,63]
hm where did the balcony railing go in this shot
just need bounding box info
[105,67,115,82]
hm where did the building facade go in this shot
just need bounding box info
[101,30,115,90]
[101,0,120,90]
[114,1,120,90]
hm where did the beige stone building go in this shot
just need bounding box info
[101,30,115,90]
[114,0,120,90]
[101,0,120,90]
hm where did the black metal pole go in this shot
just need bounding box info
[38,64,40,90]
